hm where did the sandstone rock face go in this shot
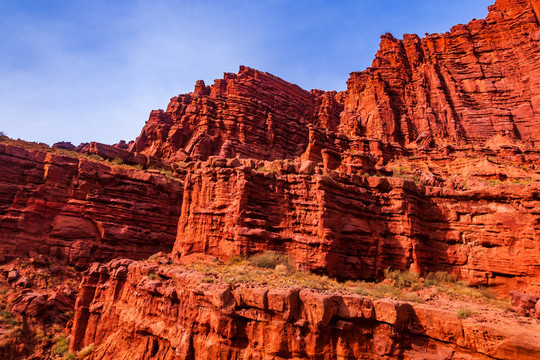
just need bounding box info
[342,0,540,147]
[131,66,343,162]
[0,256,82,359]
[510,291,540,317]
[133,0,540,163]
[4,1,540,359]
[55,2,540,360]
[173,159,540,293]
[0,143,183,267]
[70,261,540,359]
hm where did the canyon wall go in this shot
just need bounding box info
[0,0,535,288]
[69,260,540,359]
[342,0,540,146]
[3,1,540,359]
[158,0,540,294]
[173,159,540,293]
[0,143,183,268]
[133,0,540,163]
[131,66,344,162]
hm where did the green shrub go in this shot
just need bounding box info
[86,154,104,162]
[110,157,124,165]
[76,344,95,359]
[456,308,471,319]
[226,255,245,265]
[254,166,276,173]
[275,264,288,274]
[51,335,70,357]
[424,271,457,286]
[34,326,48,345]
[0,310,18,327]
[383,268,421,288]
[487,179,503,186]
[248,251,292,269]
[148,272,160,280]
[511,178,532,185]
[397,165,410,173]
[371,283,403,299]
[148,165,174,177]
[352,286,370,296]
[478,287,496,299]
[402,292,423,303]
[0,137,50,151]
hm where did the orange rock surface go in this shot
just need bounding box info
[70,259,540,359]
[2,1,540,359]
[0,142,183,268]
[342,0,540,146]
[133,0,540,162]
[131,67,343,162]
[173,157,540,294]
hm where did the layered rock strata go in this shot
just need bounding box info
[131,67,343,162]
[0,143,183,268]
[70,260,540,359]
[174,159,540,293]
[4,1,540,359]
[342,0,540,146]
[133,0,540,164]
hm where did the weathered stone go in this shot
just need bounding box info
[173,160,540,291]
[0,143,183,266]
[69,262,540,359]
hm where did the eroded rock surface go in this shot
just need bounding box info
[131,67,343,162]
[174,158,540,293]
[342,0,540,146]
[0,143,183,267]
[70,261,540,360]
[2,1,540,359]
[133,0,540,163]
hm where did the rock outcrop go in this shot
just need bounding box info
[0,143,183,268]
[131,66,343,162]
[341,0,540,147]
[3,1,540,360]
[133,0,540,164]
[70,260,540,359]
[510,291,540,318]
[0,256,81,359]
[173,158,540,293]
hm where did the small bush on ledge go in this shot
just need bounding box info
[457,308,472,319]
[248,251,293,270]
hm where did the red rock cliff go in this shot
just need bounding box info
[173,159,540,293]
[133,0,540,163]
[131,66,343,162]
[341,0,540,146]
[0,143,183,268]
[61,1,540,359]
[70,260,540,359]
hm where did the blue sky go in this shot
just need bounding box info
[0,0,493,145]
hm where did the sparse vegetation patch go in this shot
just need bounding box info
[457,308,472,319]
